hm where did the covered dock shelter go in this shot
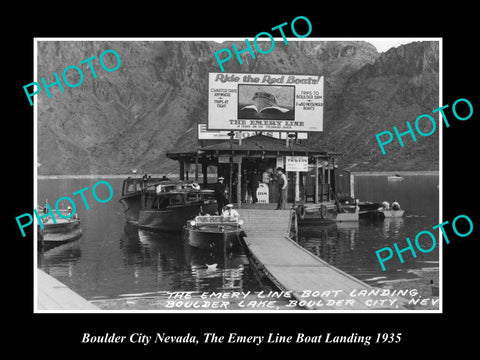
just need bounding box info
[166,134,347,208]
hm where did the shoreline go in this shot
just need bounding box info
[351,170,438,176]
[37,173,181,180]
[37,170,439,179]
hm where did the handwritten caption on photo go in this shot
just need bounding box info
[160,288,437,310]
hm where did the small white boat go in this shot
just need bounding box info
[379,209,405,218]
[37,207,82,249]
[387,175,404,181]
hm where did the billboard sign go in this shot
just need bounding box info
[208,73,323,132]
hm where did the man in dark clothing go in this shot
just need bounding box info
[212,176,228,214]
[241,170,248,203]
[276,167,288,210]
[248,169,260,203]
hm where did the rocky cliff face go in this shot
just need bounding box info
[318,41,439,170]
[36,40,438,175]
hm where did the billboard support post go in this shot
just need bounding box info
[228,131,234,204]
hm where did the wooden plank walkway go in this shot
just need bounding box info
[37,269,99,311]
[240,208,406,310]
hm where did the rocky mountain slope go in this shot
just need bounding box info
[317,41,439,170]
[36,40,438,175]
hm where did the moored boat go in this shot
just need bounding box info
[37,207,82,250]
[137,182,218,232]
[379,209,405,218]
[357,201,383,217]
[295,200,359,223]
[183,215,245,251]
[119,176,163,223]
[387,174,404,181]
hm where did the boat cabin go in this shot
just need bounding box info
[121,177,163,196]
[141,186,216,211]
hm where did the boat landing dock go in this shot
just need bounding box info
[240,207,407,310]
[37,269,99,311]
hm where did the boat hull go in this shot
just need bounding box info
[119,192,141,223]
[296,203,358,224]
[38,219,82,249]
[380,209,405,218]
[358,202,383,217]
[183,226,244,251]
[299,212,358,223]
[138,203,218,232]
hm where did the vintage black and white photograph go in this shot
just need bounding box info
[34,38,441,313]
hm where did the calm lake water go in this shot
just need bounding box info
[37,174,439,309]
[299,174,439,286]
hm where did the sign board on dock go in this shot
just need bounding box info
[276,156,284,170]
[218,155,230,163]
[197,124,307,140]
[285,156,309,172]
[208,73,324,132]
[256,183,269,203]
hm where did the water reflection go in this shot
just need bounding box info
[118,223,251,296]
[37,175,439,308]
[37,178,260,306]
[39,239,82,279]
[337,222,359,250]
[298,174,439,286]
[382,217,404,239]
[298,222,360,266]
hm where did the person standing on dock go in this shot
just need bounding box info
[248,169,260,204]
[213,176,228,214]
[276,167,288,210]
[241,169,248,203]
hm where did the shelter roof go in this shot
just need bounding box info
[199,134,325,154]
[166,134,341,162]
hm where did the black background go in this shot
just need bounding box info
[6,5,478,356]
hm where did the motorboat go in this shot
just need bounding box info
[183,215,245,251]
[136,182,218,232]
[387,174,404,181]
[379,209,405,218]
[295,200,359,223]
[37,207,82,250]
[119,176,163,223]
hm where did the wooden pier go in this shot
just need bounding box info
[37,269,99,311]
[240,207,406,310]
